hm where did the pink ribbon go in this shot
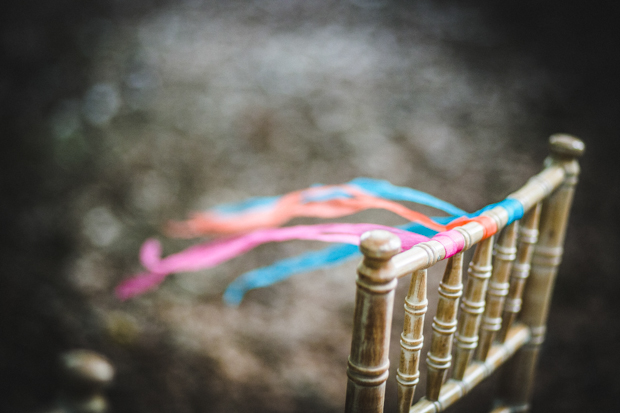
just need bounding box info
[116,223,430,300]
[431,229,465,258]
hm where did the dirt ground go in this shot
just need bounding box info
[1,1,619,412]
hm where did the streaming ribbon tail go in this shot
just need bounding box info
[223,244,361,306]
[116,223,428,300]
[166,178,467,237]
[223,220,438,305]
[117,177,526,304]
[221,199,526,306]
[348,177,468,216]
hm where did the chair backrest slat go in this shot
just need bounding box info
[425,252,464,401]
[396,269,428,413]
[476,221,519,362]
[499,203,542,343]
[452,235,495,380]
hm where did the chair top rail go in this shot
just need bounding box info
[388,163,567,279]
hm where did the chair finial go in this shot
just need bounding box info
[549,134,585,158]
[360,230,401,260]
[60,349,115,413]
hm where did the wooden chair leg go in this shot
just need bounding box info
[498,134,584,411]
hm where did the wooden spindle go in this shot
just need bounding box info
[499,134,584,412]
[426,252,464,401]
[476,222,518,361]
[57,349,115,413]
[452,235,494,380]
[396,269,428,413]
[346,230,401,413]
[498,203,542,343]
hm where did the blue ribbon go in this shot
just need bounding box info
[223,195,526,305]
[223,244,360,306]
[208,178,468,217]
[499,198,525,224]
[349,178,468,216]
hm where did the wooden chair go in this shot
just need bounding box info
[40,349,114,413]
[344,134,584,413]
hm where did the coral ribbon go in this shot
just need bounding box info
[167,185,448,237]
[221,199,524,305]
[116,178,526,303]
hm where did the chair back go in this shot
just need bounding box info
[345,134,585,413]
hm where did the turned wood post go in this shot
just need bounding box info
[476,222,518,361]
[56,349,115,413]
[396,269,428,413]
[426,252,464,401]
[499,134,584,412]
[498,203,542,343]
[452,235,494,380]
[345,230,401,413]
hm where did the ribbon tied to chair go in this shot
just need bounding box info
[115,178,524,304]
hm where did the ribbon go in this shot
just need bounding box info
[167,183,451,237]
[223,200,522,304]
[117,178,527,304]
[116,223,429,300]
[431,229,466,258]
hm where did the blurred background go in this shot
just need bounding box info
[1,1,618,412]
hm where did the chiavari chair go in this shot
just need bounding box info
[345,134,584,413]
[54,134,583,413]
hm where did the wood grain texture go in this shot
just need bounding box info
[345,135,584,413]
[346,230,401,413]
[452,236,494,380]
[410,324,530,413]
[498,204,542,343]
[498,134,584,412]
[476,221,518,361]
[425,253,464,401]
[391,161,566,280]
[396,269,428,413]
